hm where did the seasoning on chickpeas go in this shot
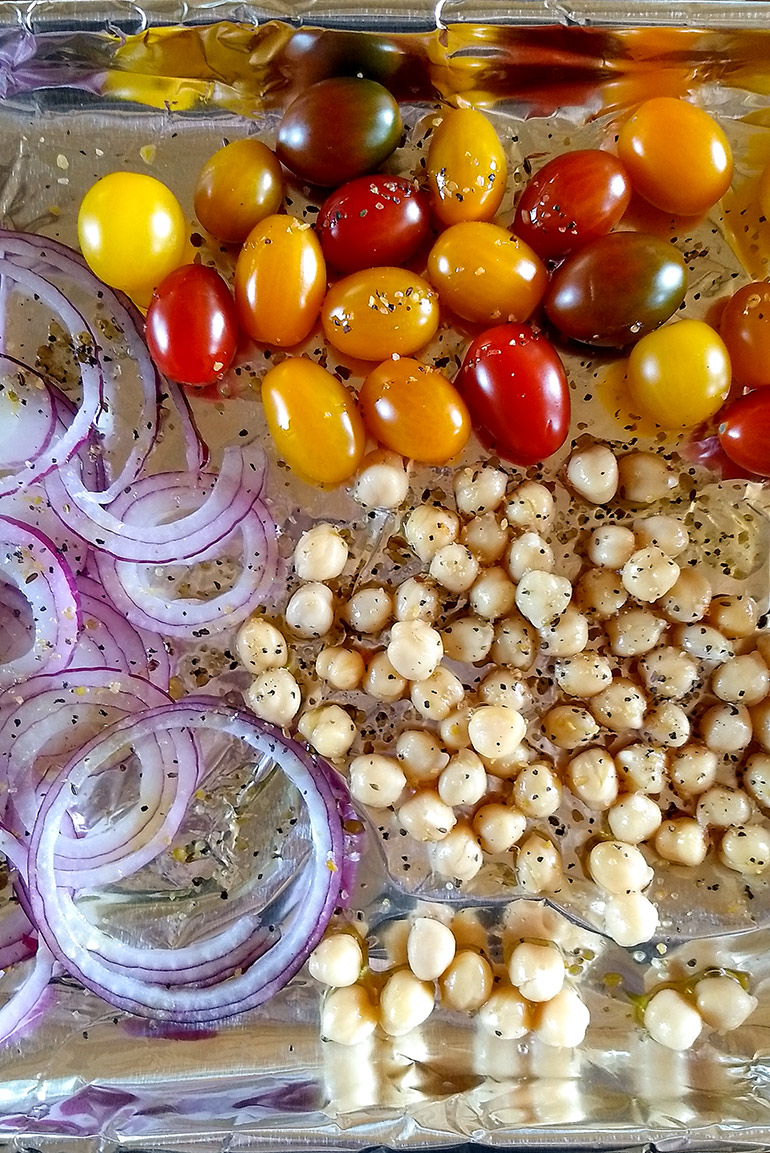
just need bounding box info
[316,645,365,690]
[506,532,555,581]
[516,831,563,893]
[410,665,466,720]
[362,650,408,701]
[431,823,484,880]
[348,753,407,809]
[617,451,679,504]
[285,582,335,639]
[345,586,393,634]
[655,817,708,867]
[442,615,495,663]
[505,480,555,530]
[387,619,443,680]
[398,789,457,842]
[236,616,288,673]
[454,464,508,516]
[405,504,460,562]
[353,449,410,509]
[588,840,653,894]
[396,729,449,783]
[468,704,526,759]
[515,570,572,629]
[246,667,302,726]
[621,547,680,603]
[298,703,357,759]
[566,443,619,505]
[294,523,348,581]
[472,803,527,853]
[719,824,770,875]
[429,542,480,594]
[587,524,636,569]
[395,576,441,624]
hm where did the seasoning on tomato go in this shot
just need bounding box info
[145,264,238,387]
[317,175,431,274]
[426,108,507,226]
[78,172,186,303]
[513,149,631,261]
[261,357,365,485]
[276,77,402,188]
[359,358,470,464]
[234,215,326,347]
[456,323,571,466]
[718,389,770,476]
[545,232,688,348]
[427,222,547,326]
[321,268,439,361]
[617,97,733,217]
[627,319,731,429]
[719,281,770,391]
[194,138,283,245]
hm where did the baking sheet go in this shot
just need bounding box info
[3,7,770,1152]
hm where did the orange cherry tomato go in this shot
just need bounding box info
[617,97,733,217]
[261,357,365,485]
[426,108,507,227]
[719,281,770,390]
[194,138,283,245]
[234,215,326,347]
[321,268,440,360]
[359,357,471,464]
[427,222,547,325]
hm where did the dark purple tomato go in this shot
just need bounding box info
[514,149,632,261]
[276,77,402,188]
[544,231,688,348]
[456,323,571,466]
[278,30,427,100]
[718,389,770,476]
[145,264,238,387]
[317,175,431,273]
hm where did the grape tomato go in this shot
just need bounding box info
[145,264,238,387]
[627,318,731,429]
[194,138,283,245]
[426,108,507,226]
[359,357,470,464]
[316,175,431,274]
[234,215,326,347]
[718,389,770,476]
[321,267,440,360]
[719,281,770,390]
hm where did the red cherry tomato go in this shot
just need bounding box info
[316,175,431,274]
[456,323,571,466]
[719,282,770,391]
[718,390,770,477]
[514,150,631,261]
[145,264,238,386]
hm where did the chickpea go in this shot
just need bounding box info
[438,748,488,807]
[309,933,363,987]
[644,701,690,748]
[483,743,533,781]
[468,704,526,760]
[478,987,532,1039]
[395,577,441,624]
[615,743,665,794]
[506,532,555,582]
[379,969,434,1036]
[353,449,409,509]
[387,620,443,681]
[695,975,757,1032]
[514,762,561,818]
[478,669,531,712]
[566,443,619,504]
[236,616,288,674]
[617,451,678,504]
[752,699,770,751]
[712,652,769,706]
[442,615,494,664]
[669,744,718,798]
[633,515,689,558]
[298,704,357,760]
[696,785,752,829]
[540,606,590,656]
[644,988,702,1051]
[555,654,613,698]
[567,747,618,810]
[405,504,459,563]
[574,568,628,620]
[587,524,636,569]
[675,624,734,664]
[349,754,406,809]
[454,464,508,517]
[316,646,365,691]
[720,824,770,875]
[508,941,565,1002]
[659,568,712,624]
[246,667,301,726]
[590,678,647,733]
[461,512,510,564]
[293,523,348,581]
[439,949,493,1011]
[654,818,708,867]
[345,586,392,635]
[473,803,527,853]
[543,704,600,750]
[362,651,408,702]
[321,984,378,1045]
[744,751,770,811]
[285,582,335,639]
[517,832,563,893]
[515,571,572,629]
[396,729,449,783]
[505,480,554,530]
[411,666,465,721]
[398,790,456,842]
[638,646,698,701]
[439,706,473,751]
[534,986,590,1048]
[700,702,752,753]
[606,607,667,658]
[603,892,659,947]
[588,840,653,894]
[470,566,516,621]
[429,543,480,594]
[707,593,759,640]
[608,793,662,844]
[431,823,484,880]
[407,918,456,981]
[622,547,679,604]
[757,632,770,667]
[492,613,538,670]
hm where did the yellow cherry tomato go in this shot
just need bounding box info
[261,357,365,485]
[627,319,731,429]
[427,108,507,226]
[235,215,326,347]
[617,97,733,217]
[194,138,283,245]
[359,357,470,464]
[78,172,187,301]
[321,268,439,361]
[427,222,547,325]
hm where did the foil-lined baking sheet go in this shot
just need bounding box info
[4,8,770,1152]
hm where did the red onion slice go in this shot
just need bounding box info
[0,830,54,1044]
[73,575,169,686]
[0,361,57,472]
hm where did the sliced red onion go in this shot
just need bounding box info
[78,575,169,690]
[0,361,57,472]
[0,902,35,969]
[164,381,210,473]
[0,829,54,1043]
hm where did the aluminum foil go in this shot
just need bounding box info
[4,6,770,1152]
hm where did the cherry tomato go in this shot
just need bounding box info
[145,265,238,386]
[427,222,547,325]
[718,389,770,476]
[261,357,365,485]
[627,319,731,429]
[427,108,507,227]
[456,323,571,466]
[234,215,326,347]
[617,97,733,217]
[513,149,631,261]
[78,172,186,302]
[545,232,687,348]
[321,268,439,360]
[194,139,283,245]
[359,358,470,464]
[276,77,401,188]
[279,29,426,100]
[719,281,770,390]
[317,176,431,274]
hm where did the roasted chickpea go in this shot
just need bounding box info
[617,451,678,504]
[659,568,712,624]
